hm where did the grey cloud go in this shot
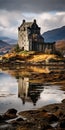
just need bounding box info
[0,0,65,13]
[37,12,65,33]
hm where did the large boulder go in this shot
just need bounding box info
[3,108,17,120]
[59,118,65,128]
[62,99,65,103]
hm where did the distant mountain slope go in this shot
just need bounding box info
[0,40,14,55]
[56,40,65,49]
[0,37,17,45]
[55,40,65,55]
[0,40,10,48]
[42,26,65,42]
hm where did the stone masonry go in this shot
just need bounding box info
[18,19,55,53]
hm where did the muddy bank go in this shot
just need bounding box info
[0,64,65,86]
[0,99,65,130]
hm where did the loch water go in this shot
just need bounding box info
[0,65,65,114]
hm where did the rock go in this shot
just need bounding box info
[45,113,58,123]
[16,117,24,122]
[0,115,3,121]
[59,118,65,129]
[42,125,53,130]
[16,121,36,130]
[53,106,59,111]
[38,120,53,130]
[3,108,17,120]
[10,118,25,127]
[5,108,17,115]
[40,109,47,113]
[54,109,63,118]
[59,118,65,128]
[0,115,5,123]
[10,120,20,126]
[62,99,65,103]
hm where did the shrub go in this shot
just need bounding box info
[14,44,20,52]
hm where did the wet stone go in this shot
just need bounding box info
[46,114,58,123]
[54,110,63,118]
[16,117,24,122]
[0,124,13,130]
[10,120,20,126]
[62,99,65,103]
[3,108,17,120]
[0,115,3,122]
[53,106,59,111]
[59,118,65,128]
[4,108,17,115]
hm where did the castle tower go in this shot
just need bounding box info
[18,19,44,51]
[18,20,32,51]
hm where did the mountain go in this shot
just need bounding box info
[55,40,65,49]
[0,37,17,45]
[0,40,10,48]
[55,40,65,55]
[0,37,17,55]
[42,26,65,42]
[0,40,14,55]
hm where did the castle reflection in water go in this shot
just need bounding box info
[18,77,44,106]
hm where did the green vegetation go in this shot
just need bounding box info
[54,50,63,58]
[14,44,20,52]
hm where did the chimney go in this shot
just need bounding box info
[34,19,36,23]
[23,19,25,24]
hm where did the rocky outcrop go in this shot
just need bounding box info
[0,99,65,130]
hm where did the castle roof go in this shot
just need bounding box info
[20,21,32,29]
[19,19,40,30]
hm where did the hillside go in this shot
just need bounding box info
[42,26,65,42]
[55,40,65,55]
[0,37,17,45]
[0,51,64,65]
[0,40,10,48]
[55,40,65,49]
[0,40,13,55]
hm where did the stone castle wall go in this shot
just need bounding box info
[18,26,29,51]
[18,20,55,53]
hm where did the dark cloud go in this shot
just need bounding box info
[0,0,65,13]
[0,0,65,38]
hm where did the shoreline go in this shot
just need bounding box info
[0,52,65,67]
[0,99,65,130]
[0,53,65,129]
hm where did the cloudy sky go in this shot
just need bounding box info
[0,0,65,39]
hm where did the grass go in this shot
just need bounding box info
[0,51,64,64]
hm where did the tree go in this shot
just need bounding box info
[15,44,20,52]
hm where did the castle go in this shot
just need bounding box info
[18,77,43,105]
[18,19,55,53]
